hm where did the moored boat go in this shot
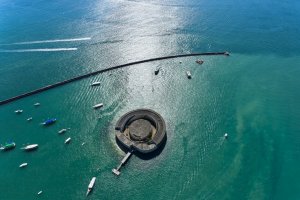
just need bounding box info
[15,110,23,114]
[90,81,101,86]
[58,128,67,134]
[196,59,204,64]
[65,137,71,144]
[0,142,16,151]
[93,103,103,109]
[19,163,28,168]
[42,118,56,126]
[186,71,192,79]
[86,177,96,196]
[21,144,38,151]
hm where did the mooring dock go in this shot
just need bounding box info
[112,151,133,176]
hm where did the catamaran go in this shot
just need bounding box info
[0,142,16,151]
[86,177,96,196]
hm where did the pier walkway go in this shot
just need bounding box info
[0,52,229,105]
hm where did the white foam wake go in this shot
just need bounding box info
[1,37,91,45]
[0,48,78,52]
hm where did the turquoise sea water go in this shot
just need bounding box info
[1,0,300,199]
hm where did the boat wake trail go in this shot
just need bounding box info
[0,48,78,52]
[0,37,91,45]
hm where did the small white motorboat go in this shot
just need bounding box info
[90,81,101,86]
[86,177,96,196]
[81,142,85,146]
[58,129,67,134]
[93,103,103,109]
[34,103,41,106]
[27,117,33,121]
[19,163,28,168]
[21,144,38,151]
[224,133,228,139]
[37,191,43,195]
[186,71,192,79]
[15,110,23,114]
[65,137,71,144]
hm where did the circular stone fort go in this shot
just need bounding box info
[115,109,166,154]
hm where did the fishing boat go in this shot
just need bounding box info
[15,110,23,114]
[65,137,71,144]
[34,103,41,106]
[154,68,160,75]
[19,163,28,168]
[0,142,16,151]
[21,144,38,151]
[86,177,96,196]
[186,71,192,79]
[58,128,67,134]
[90,81,101,86]
[93,103,103,109]
[42,118,56,126]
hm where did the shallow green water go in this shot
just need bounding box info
[1,0,300,199]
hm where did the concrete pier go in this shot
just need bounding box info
[112,151,133,176]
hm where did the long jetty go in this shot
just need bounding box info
[0,52,229,105]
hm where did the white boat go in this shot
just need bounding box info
[86,177,96,196]
[93,103,103,109]
[224,133,228,139]
[186,71,192,79]
[21,144,38,151]
[65,137,71,144]
[37,191,43,195]
[19,163,28,168]
[90,81,101,86]
[58,129,67,134]
[15,110,23,114]
[34,103,41,106]
[27,117,33,121]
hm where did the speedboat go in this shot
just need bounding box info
[37,191,43,195]
[34,103,41,106]
[27,117,33,121]
[19,163,28,168]
[196,60,204,64]
[86,177,96,196]
[186,71,192,79]
[0,142,16,151]
[90,81,101,86]
[21,144,38,151]
[65,137,71,144]
[15,110,23,114]
[58,129,67,134]
[93,103,103,109]
[42,118,56,126]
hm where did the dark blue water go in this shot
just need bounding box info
[1,0,300,199]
